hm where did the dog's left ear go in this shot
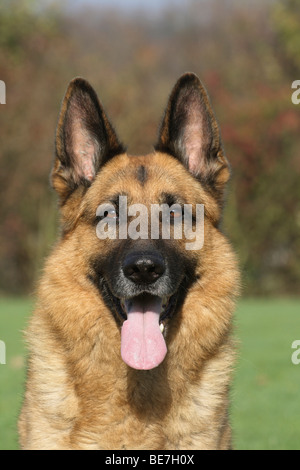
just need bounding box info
[52,78,125,203]
[155,73,230,202]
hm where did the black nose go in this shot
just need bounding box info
[123,252,165,284]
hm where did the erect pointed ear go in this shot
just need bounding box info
[52,78,125,203]
[155,73,230,203]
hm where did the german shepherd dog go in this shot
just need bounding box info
[19,73,240,450]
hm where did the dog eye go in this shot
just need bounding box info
[169,207,182,219]
[104,209,118,219]
[95,206,118,224]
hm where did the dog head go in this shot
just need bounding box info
[52,73,231,370]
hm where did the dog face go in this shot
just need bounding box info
[52,73,230,370]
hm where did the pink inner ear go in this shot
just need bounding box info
[72,119,99,182]
[184,121,205,176]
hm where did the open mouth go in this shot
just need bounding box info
[111,292,178,371]
[113,292,177,327]
[118,294,176,328]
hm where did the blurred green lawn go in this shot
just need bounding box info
[0,297,299,450]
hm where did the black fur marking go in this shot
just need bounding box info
[160,192,184,206]
[88,239,198,327]
[137,165,148,185]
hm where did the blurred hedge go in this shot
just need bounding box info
[0,0,299,295]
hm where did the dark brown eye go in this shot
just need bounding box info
[170,207,182,219]
[104,209,118,219]
[95,204,118,224]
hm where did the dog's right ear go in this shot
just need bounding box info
[52,78,125,203]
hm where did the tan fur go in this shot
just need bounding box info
[19,152,239,450]
[19,75,240,450]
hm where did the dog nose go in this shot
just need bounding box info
[123,252,165,284]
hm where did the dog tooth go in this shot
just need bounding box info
[160,323,165,333]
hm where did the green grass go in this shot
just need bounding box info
[232,298,300,450]
[0,297,299,450]
[0,297,32,450]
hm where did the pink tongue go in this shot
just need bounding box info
[121,296,167,370]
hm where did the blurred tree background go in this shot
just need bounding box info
[0,0,299,296]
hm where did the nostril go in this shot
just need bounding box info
[153,263,164,275]
[123,253,165,284]
[125,266,135,276]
